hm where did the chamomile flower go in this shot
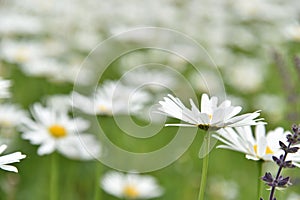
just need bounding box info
[121,68,178,92]
[20,103,101,158]
[72,80,150,116]
[0,144,26,173]
[101,171,164,199]
[158,94,262,131]
[214,125,290,161]
[0,40,44,64]
[0,103,27,128]
[0,78,11,99]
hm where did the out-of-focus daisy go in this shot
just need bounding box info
[101,171,164,199]
[213,125,290,161]
[0,13,42,35]
[254,94,285,123]
[287,192,300,200]
[0,40,44,64]
[0,144,26,173]
[225,59,265,93]
[20,103,101,158]
[208,177,239,200]
[0,103,27,128]
[121,68,178,91]
[284,23,300,42]
[44,95,72,113]
[72,80,150,116]
[0,78,11,99]
[158,93,262,131]
[20,58,90,85]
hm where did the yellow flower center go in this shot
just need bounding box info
[253,144,273,155]
[123,185,139,199]
[99,105,108,112]
[48,124,67,138]
[208,114,212,120]
[15,49,29,63]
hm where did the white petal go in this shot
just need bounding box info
[0,164,18,173]
[38,140,56,155]
[0,144,7,154]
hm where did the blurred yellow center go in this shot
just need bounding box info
[253,144,273,155]
[15,49,28,62]
[123,185,139,199]
[208,114,212,120]
[48,124,67,138]
[99,105,108,112]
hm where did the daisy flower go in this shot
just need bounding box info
[213,124,290,161]
[158,93,262,131]
[0,103,27,128]
[20,103,101,158]
[121,68,178,91]
[72,80,150,116]
[0,144,26,173]
[0,40,44,64]
[101,171,164,199]
[0,78,11,99]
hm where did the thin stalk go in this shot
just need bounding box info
[94,162,102,200]
[269,143,291,200]
[257,161,263,200]
[50,153,58,200]
[197,134,210,200]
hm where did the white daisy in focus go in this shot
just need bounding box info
[72,81,150,116]
[0,144,26,173]
[20,103,101,158]
[158,94,262,131]
[213,125,290,161]
[0,78,11,99]
[101,171,164,199]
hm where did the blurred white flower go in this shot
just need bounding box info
[208,177,239,200]
[214,125,290,161]
[284,23,300,42]
[0,103,27,128]
[231,0,287,21]
[158,93,262,131]
[45,95,72,113]
[0,144,26,173]
[0,13,42,35]
[20,103,101,158]
[189,70,223,94]
[121,68,178,92]
[101,171,163,199]
[0,78,11,99]
[254,94,285,122]
[72,80,151,116]
[20,58,92,85]
[225,59,266,93]
[57,133,101,161]
[0,40,45,64]
[287,192,300,200]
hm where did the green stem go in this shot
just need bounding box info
[257,161,263,200]
[197,134,210,200]
[50,153,58,200]
[94,163,102,200]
